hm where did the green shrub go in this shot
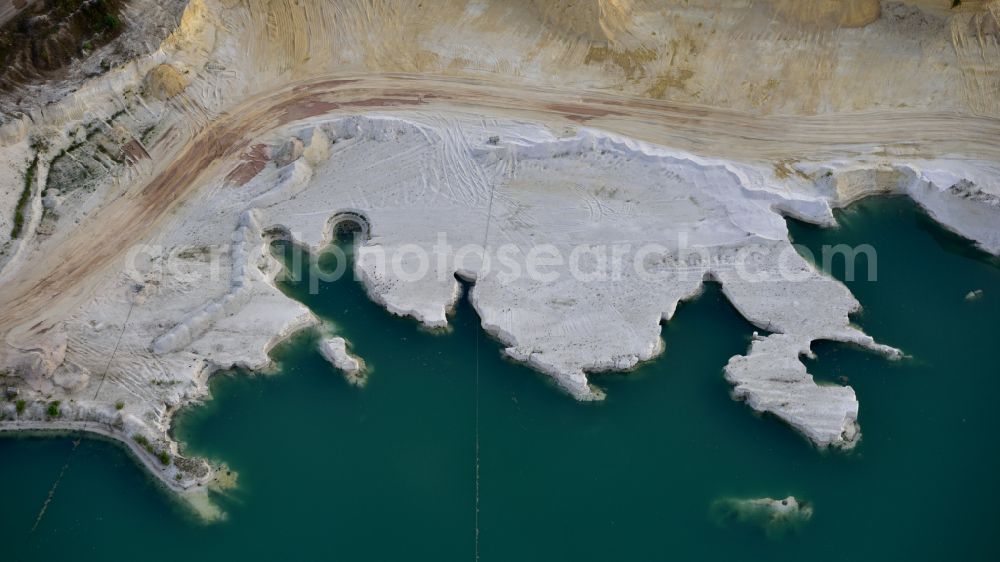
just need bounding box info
[157,451,171,465]
[29,136,50,154]
[103,14,121,32]
[15,400,25,414]
[11,156,38,239]
[46,401,61,418]
[115,401,125,410]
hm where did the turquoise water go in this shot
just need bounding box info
[2,197,999,560]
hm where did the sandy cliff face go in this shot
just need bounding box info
[200,0,998,115]
[950,0,1000,114]
[769,0,882,28]
[529,0,634,41]
[3,0,998,118]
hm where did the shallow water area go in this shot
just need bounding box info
[1,197,998,561]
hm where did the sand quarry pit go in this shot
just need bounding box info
[0,0,998,516]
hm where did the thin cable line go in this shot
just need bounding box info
[29,295,135,535]
[92,297,136,401]
[474,145,503,561]
[29,440,77,533]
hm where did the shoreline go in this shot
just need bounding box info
[0,0,998,519]
[0,421,223,520]
[0,110,995,510]
[0,305,320,520]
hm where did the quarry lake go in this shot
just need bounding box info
[3,197,999,561]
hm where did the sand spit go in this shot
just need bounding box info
[0,0,998,516]
[0,419,228,520]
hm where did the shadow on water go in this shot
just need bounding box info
[2,195,999,561]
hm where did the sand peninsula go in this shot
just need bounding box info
[0,0,999,516]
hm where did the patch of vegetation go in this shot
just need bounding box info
[115,400,125,410]
[175,246,212,260]
[645,69,694,99]
[102,13,122,33]
[15,399,26,414]
[106,108,127,126]
[45,137,111,194]
[95,142,124,164]
[952,0,961,7]
[29,135,50,154]
[133,433,173,466]
[48,141,85,170]
[139,124,157,145]
[46,400,60,418]
[0,0,127,90]
[584,45,658,81]
[10,156,38,239]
